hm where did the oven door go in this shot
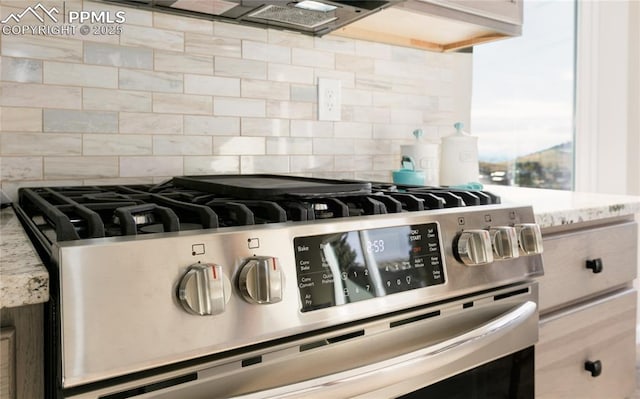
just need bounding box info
[68,283,538,399]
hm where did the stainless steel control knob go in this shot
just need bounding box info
[489,226,520,260]
[238,256,283,304]
[515,223,544,255]
[178,263,230,316]
[455,230,494,266]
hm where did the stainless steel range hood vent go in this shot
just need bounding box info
[103,0,403,36]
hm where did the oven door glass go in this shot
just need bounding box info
[399,346,534,399]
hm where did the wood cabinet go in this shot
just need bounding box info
[334,0,522,52]
[535,217,638,398]
[0,305,44,399]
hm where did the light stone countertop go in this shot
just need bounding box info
[1,186,639,309]
[486,185,640,229]
[1,206,49,309]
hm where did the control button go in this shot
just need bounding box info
[489,226,520,260]
[455,230,494,266]
[238,256,283,304]
[515,224,544,255]
[178,263,230,316]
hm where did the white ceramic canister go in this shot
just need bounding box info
[439,122,479,186]
[400,143,439,186]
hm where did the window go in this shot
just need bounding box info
[471,0,576,190]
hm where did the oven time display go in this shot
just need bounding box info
[294,223,445,312]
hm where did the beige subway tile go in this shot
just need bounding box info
[372,92,407,107]
[83,88,151,112]
[1,35,83,62]
[43,61,117,88]
[240,155,289,174]
[119,112,182,134]
[153,12,213,34]
[342,106,390,124]
[266,137,311,155]
[374,59,425,79]
[184,74,239,96]
[313,138,354,155]
[241,118,289,137]
[0,156,43,181]
[268,64,313,84]
[1,82,81,109]
[1,133,80,156]
[391,46,428,64]
[355,73,393,92]
[215,57,266,79]
[154,51,213,74]
[290,120,333,138]
[242,41,290,64]
[153,93,212,115]
[119,69,183,93]
[390,109,424,125]
[372,155,397,171]
[185,33,241,57]
[292,48,334,69]
[184,156,240,175]
[355,40,392,60]
[354,139,394,155]
[184,115,239,136]
[290,85,316,103]
[153,135,212,155]
[373,123,417,139]
[120,156,183,177]
[354,171,390,182]
[335,54,375,73]
[335,155,373,172]
[266,100,313,120]
[314,35,355,55]
[268,29,313,48]
[1,107,42,132]
[44,109,118,133]
[44,156,118,179]
[213,136,264,155]
[214,21,267,42]
[1,57,42,83]
[290,155,333,173]
[84,42,153,69]
[241,79,289,101]
[334,122,372,139]
[342,88,372,106]
[314,69,355,89]
[121,25,183,51]
[214,98,265,118]
[82,177,154,186]
[83,134,152,155]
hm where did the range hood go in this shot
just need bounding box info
[105,0,403,36]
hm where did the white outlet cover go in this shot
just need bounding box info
[318,78,341,121]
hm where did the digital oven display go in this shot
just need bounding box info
[294,223,445,312]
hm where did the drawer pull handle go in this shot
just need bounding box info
[584,360,602,377]
[586,258,603,274]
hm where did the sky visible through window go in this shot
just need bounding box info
[471,0,575,189]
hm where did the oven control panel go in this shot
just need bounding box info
[293,223,445,312]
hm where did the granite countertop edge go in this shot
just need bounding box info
[2,187,640,309]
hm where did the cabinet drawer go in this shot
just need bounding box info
[1,327,15,399]
[538,222,637,313]
[535,289,636,399]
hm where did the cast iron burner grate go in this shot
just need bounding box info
[16,176,500,243]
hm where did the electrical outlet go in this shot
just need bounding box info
[318,78,341,121]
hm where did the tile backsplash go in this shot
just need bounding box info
[0,0,472,200]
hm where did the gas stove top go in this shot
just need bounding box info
[17,174,501,244]
[13,174,543,398]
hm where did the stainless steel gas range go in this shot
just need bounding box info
[14,175,544,398]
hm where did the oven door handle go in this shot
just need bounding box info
[231,300,538,399]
